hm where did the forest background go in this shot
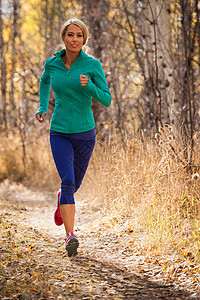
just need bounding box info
[0,0,200,264]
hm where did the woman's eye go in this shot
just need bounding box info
[67,33,83,38]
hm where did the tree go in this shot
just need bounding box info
[82,0,111,134]
[119,0,199,139]
[9,0,21,127]
[0,0,7,128]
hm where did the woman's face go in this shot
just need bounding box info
[63,24,84,54]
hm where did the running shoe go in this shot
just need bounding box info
[54,190,63,226]
[65,232,79,257]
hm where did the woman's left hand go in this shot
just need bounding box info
[80,75,89,86]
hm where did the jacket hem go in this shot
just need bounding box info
[49,123,95,134]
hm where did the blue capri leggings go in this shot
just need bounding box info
[50,130,96,205]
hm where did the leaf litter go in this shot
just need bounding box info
[0,181,199,299]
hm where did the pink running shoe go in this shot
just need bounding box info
[65,232,79,257]
[54,190,63,226]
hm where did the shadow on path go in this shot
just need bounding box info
[72,255,196,300]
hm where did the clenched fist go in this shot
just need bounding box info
[36,112,46,123]
[80,75,89,86]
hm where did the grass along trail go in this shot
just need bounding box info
[0,181,199,299]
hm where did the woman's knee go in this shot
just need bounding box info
[60,183,75,205]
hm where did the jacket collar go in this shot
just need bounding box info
[54,48,84,62]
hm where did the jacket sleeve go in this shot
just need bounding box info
[36,61,50,116]
[83,60,111,107]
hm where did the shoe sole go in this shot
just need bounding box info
[66,238,79,257]
[54,210,63,226]
[54,191,63,226]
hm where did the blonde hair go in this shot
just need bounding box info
[60,19,89,45]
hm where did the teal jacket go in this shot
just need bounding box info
[37,49,111,133]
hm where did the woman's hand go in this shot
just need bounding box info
[80,75,89,86]
[36,112,46,123]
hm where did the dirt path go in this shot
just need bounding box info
[0,181,199,299]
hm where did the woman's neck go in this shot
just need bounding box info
[64,50,80,68]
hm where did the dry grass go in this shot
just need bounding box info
[88,125,200,262]
[1,125,200,262]
[0,128,59,191]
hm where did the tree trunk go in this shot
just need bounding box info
[0,0,7,129]
[138,0,174,132]
[10,0,20,127]
[83,0,110,133]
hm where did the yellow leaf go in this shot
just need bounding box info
[128,240,134,245]
[192,231,197,239]
[73,283,80,291]
[50,286,55,292]
[167,277,171,281]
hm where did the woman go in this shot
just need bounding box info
[36,19,111,257]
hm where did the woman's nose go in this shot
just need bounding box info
[72,35,77,41]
